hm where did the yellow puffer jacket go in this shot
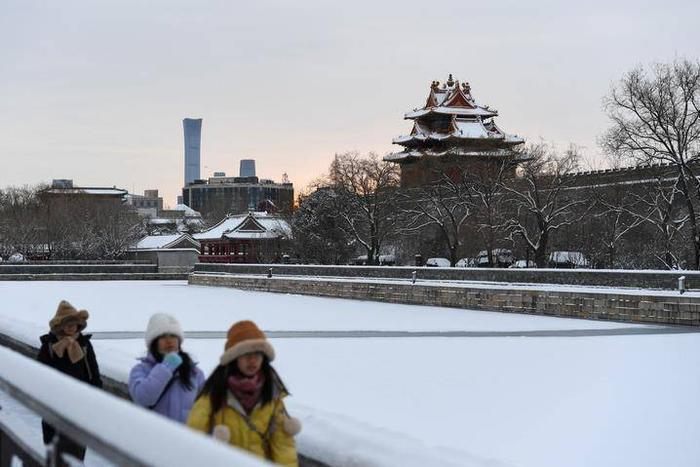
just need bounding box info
[187,391,299,466]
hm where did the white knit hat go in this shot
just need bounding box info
[145,313,184,348]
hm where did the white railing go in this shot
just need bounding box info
[0,346,269,467]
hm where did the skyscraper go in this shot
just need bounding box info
[183,118,202,186]
[239,159,256,178]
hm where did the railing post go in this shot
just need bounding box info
[679,275,686,294]
[46,433,59,467]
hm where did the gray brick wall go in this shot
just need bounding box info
[189,273,700,327]
[193,264,700,290]
[0,264,158,274]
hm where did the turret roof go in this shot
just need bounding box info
[406,74,498,119]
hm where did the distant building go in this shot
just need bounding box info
[40,179,128,207]
[193,211,291,263]
[183,118,202,186]
[128,233,201,270]
[182,159,293,218]
[126,189,163,217]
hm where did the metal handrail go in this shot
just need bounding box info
[0,417,44,467]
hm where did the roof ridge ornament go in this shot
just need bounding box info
[446,74,454,87]
[462,81,472,101]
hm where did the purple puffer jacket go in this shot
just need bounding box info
[128,354,206,423]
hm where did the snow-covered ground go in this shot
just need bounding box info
[1,281,699,467]
[0,281,652,333]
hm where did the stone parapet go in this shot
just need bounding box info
[0,273,186,281]
[193,263,700,290]
[189,273,700,327]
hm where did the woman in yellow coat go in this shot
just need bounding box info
[188,320,300,466]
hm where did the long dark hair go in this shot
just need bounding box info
[149,339,195,390]
[198,356,289,413]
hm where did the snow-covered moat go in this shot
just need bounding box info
[1,280,699,467]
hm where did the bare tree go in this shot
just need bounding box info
[601,59,700,267]
[328,152,401,265]
[503,143,589,267]
[291,187,353,264]
[0,185,46,257]
[399,173,473,267]
[470,162,511,267]
[619,176,689,269]
[592,190,648,268]
[91,203,144,259]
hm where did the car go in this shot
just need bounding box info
[426,257,451,267]
[456,257,476,267]
[351,255,368,265]
[510,260,537,268]
[7,253,25,263]
[476,249,514,268]
[548,251,589,268]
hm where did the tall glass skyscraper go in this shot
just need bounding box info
[183,118,202,185]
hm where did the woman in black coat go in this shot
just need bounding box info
[36,300,102,464]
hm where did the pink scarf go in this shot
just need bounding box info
[227,371,265,414]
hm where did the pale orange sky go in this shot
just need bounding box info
[1,0,699,206]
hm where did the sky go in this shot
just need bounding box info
[1,0,699,207]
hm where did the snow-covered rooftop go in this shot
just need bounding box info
[194,212,291,241]
[133,233,199,250]
[387,75,524,163]
[148,218,177,225]
[172,204,202,217]
[405,106,497,119]
[384,148,522,162]
[44,187,128,196]
[193,213,248,240]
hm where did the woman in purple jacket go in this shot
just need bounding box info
[129,313,205,423]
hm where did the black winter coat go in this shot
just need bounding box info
[37,332,103,444]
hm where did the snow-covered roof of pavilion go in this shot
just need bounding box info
[384,148,529,162]
[392,119,523,145]
[385,74,524,163]
[405,75,498,119]
[194,212,291,241]
[132,233,200,250]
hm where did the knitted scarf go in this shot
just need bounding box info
[51,336,85,364]
[227,371,265,414]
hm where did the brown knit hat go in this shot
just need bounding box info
[49,300,89,334]
[219,320,275,366]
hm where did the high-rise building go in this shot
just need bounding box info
[183,118,202,186]
[239,159,256,178]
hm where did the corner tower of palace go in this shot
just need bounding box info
[384,74,525,187]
